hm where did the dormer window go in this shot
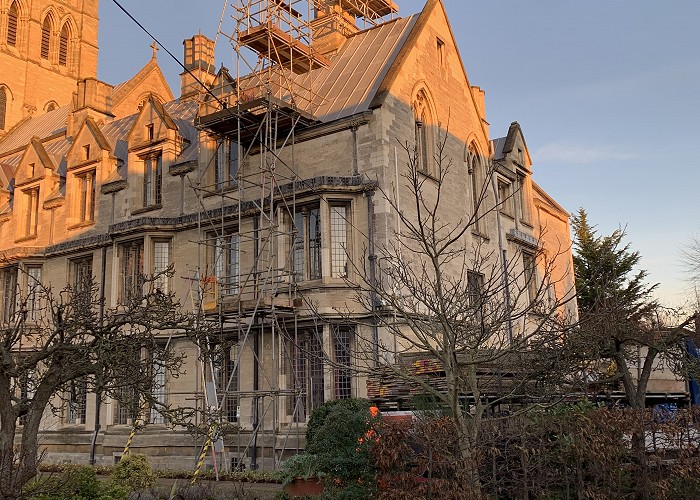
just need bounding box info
[497,179,514,217]
[142,153,162,207]
[23,187,39,237]
[28,163,35,178]
[77,170,95,222]
[147,123,154,142]
[83,145,90,161]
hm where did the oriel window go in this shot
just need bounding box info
[292,207,321,281]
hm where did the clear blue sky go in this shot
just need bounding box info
[98,0,700,307]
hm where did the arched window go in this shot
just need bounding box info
[58,23,70,66]
[468,145,484,233]
[41,16,52,60]
[0,87,7,130]
[413,88,435,174]
[415,113,428,173]
[7,2,19,47]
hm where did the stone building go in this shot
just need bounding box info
[0,0,99,134]
[0,0,578,469]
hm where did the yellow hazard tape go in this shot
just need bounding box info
[191,425,214,484]
[122,425,138,456]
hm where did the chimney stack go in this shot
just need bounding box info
[180,34,217,100]
[311,1,359,58]
[67,78,114,137]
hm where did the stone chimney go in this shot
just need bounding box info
[180,34,217,100]
[311,1,359,58]
[67,78,114,137]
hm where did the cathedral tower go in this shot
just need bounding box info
[0,0,99,134]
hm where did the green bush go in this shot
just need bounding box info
[306,398,373,445]
[297,398,380,499]
[280,453,323,486]
[111,454,157,491]
[24,465,128,500]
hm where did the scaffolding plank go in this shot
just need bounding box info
[271,0,303,19]
[341,0,398,19]
[239,23,329,74]
[198,97,318,143]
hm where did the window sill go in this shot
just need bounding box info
[203,183,239,198]
[15,234,38,243]
[471,230,490,242]
[68,158,99,171]
[132,204,162,215]
[67,220,95,231]
[417,170,440,183]
[293,278,324,291]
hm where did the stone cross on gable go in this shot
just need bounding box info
[151,41,159,59]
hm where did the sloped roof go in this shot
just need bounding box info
[29,137,57,172]
[533,181,569,219]
[492,137,507,160]
[309,15,417,122]
[0,106,70,155]
[0,163,14,187]
[0,100,198,180]
[233,14,417,124]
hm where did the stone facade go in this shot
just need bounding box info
[0,0,99,133]
[0,0,582,470]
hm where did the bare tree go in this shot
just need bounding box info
[339,137,576,497]
[0,267,210,500]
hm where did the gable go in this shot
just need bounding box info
[14,137,56,186]
[126,96,178,148]
[499,122,533,167]
[66,117,112,166]
[371,0,490,149]
[111,59,174,119]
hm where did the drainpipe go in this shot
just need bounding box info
[250,319,260,469]
[250,218,260,470]
[351,125,359,176]
[89,244,107,465]
[367,190,379,367]
[490,165,513,345]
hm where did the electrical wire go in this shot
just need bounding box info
[108,0,386,246]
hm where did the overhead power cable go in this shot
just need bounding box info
[109,0,227,109]
[109,0,377,243]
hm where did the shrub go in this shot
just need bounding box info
[280,453,323,486]
[305,398,374,445]
[23,465,128,500]
[111,454,157,491]
[305,398,380,499]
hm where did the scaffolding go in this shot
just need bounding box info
[188,0,398,472]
